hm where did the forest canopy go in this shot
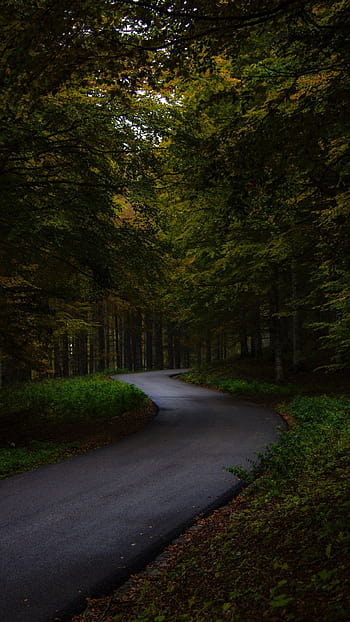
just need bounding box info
[1,0,349,382]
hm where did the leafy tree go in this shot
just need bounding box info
[0,1,166,373]
[158,1,350,375]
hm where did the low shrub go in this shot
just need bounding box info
[181,369,296,397]
[227,395,350,495]
[0,376,147,425]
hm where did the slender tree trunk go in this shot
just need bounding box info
[97,303,105,372]
[53,340,62,377]
[251,306,263,360]
[271,288,284,383]
[132,312,143,370]
[196,341,202,366]
[166,322,174,369]
[123,312,132,370]
[114,314,120,370]
[79,331,88,376]
[153,316,163,369]
[239,324,249,358]
[88,327,95,374]
[62,333,69,377]
[205,335,212,363]
[145,322,153,370]
[216,334,222,361]
[105,304,111,370]
[291,261,303,371]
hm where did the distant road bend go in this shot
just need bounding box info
[0,370,284,622]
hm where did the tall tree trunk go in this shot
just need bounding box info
[132,312,143,370]
[62,333,69,377]
[291,261,303,371]
[53,340,62,377]
[114,313,120,370]
[216,334,222,361]
[145,322,153,370]
[173,328,181,368]
[239,323,249,358]
[271,288,284,383]
[205,335,212,363]
[78,331,88,376]
[123,312,132,370]
[154,315,163,369]
[105,304,111,370]
[251,306,263,360]
[196,341,202,366]
[97,302,105,372]
[88,328,95,375]
[166,322,174,369]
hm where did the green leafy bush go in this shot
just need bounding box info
[0,376,147,424]
[0,375,149,478]
[0,441,79,479]
[181,369,296,397]
[228,395,350,495]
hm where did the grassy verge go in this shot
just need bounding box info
[72,364,350,622]
[181,367,298,398]
[0,373,151,479]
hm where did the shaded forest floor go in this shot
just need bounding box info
[70,361,350,622]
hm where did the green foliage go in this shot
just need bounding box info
[0,441,80,480]
[182,369,296,396]
[0,1,165,370]
[0,376,147,424]
[159,0,350,370]
[228,395,350,495]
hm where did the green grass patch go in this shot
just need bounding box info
[0,375,147,424]
[227,394,350,489]
[0,440,83,479]
[0,374,148,478]
[181,368,297,397]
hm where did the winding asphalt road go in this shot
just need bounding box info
[0,370,284,622]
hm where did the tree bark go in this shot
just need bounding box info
[132,312,143,371]
[251,306,263,360]
[270,288,284,383]
[166,322,174,368]
[123,312,132,370]
[205,335,212,363]
[153,315,163,369]
[61,333,70,377]
[291,260,303,371]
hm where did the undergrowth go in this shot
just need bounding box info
[0,374,146,424]
[181,368,297,397]
[0,374,148,478]
[0,440,81,479]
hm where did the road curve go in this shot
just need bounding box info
[0,370,284,622]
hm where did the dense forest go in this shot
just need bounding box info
[1,0,349,385]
